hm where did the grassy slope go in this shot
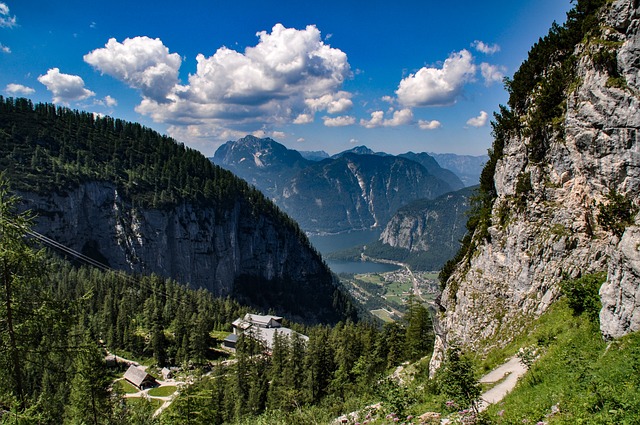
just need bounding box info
[481,300,640,424]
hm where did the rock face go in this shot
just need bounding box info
[212,137,458,234]
[432,0,640,372]
[18,181,348,324]
[212,135,311,201]
[378,186,473,269]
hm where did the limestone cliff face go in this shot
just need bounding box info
[431,0,640,371]
[18,181,345,324]
[378,187,473,269]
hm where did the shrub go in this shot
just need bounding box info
[597,189,638,237]
[560,272,607,321]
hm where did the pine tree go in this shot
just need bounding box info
[0,175,71,416]
[65,336,111,424]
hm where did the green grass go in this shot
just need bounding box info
[126,396,164,411]
[210,330,231,340]
[356,274,385,285]
[148,385,177,397]
[371,309,394,323]
[114,379,139,394]
[481,299,640,424]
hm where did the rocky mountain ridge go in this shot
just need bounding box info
[212,136,464,233]
[380,186,473,254]
[431,0,640,371]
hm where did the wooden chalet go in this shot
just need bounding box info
[123,365,156,390]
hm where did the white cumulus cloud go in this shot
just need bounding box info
[466,110,489,127]
[472,40,500,55]
[38,68,95,104]
[480,63,506,86]
[360,110,384,129]
[0,43,10,54]
[418,119,441,130]
[323,115,355,127]
[94,95,118,107]
[106,24,353,143]
[0,2,16,28]
[5,83,35,95]
[84,36,182,103]
[293,113,314,124]
[104,95,118,107]
[305,91,353,114]
[396,50,476,107]
[360,108,413,128]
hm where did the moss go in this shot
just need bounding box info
[549,223,572,238]
[606,75,628,89]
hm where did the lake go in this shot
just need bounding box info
[308,228,400,274]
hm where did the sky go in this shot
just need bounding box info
[0,0,573,157]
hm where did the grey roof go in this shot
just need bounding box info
[247,327,308,350]
[232,318,252,331]
[244,313,283,328]
[224,333,238,343]
[124,365,153,388]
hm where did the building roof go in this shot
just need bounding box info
[224,333,238,343]
[232,318,252,331]
[123,365,154,388]
[247,326,309,350]
[243,313,283,328]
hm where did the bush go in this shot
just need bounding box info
[560,272,606,321]
[597,189,638,237]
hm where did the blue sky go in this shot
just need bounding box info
[1,0,572,157]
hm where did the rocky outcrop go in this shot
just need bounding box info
[377,187,473,269]
[18,181,348,324]
[281,153,453,233]
[432,0,640,371]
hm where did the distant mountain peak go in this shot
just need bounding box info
[332,145,385,159]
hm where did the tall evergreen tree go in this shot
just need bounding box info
[65,336,111,424]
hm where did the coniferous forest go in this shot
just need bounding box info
[0,97,435,423]
[0,181,434,423]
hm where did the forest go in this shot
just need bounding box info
[0,96,307,237]
[0,178,434,423]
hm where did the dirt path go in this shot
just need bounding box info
[477,356,527,412]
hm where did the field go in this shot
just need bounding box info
[370,308,395,322]
[148,385,177,397]
[341,268,440,320]
[113,379,139,394]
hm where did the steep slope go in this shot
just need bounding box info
[281,153,453,233]
[376,186,474,269]
[399,152,465,191]
[0,98,355,324]
[431,0,640,370]
[429,153,488,187]
[211,135,311,200]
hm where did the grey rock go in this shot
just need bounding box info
[17,181,339,323]
[431,0,640,373]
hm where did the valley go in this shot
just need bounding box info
[2,0,640,423]
[340,268,440,321]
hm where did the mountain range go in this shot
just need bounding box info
[211,136,483,234]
